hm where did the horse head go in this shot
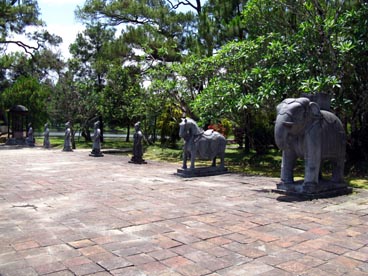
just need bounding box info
[179,118,190,140]
[179,118,203,140]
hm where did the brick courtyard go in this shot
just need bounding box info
[0,147,367,275]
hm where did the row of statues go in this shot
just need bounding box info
[61,120,145,163]
[21,94,350,197]
[177,95,349,196]
[25,120,145,164]
[26,123,51,148]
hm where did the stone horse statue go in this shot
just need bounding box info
[179,118,227,170]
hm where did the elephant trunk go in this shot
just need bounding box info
[274,114,292,150]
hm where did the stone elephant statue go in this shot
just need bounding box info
[274,97,346,193]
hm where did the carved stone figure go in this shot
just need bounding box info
[63,121,73,152]
[90,121,103,157]
[129,121,146,164]
[274,97,347,194]
[43,123,50,149]
[179,118,227,170]
[26,123,35,147]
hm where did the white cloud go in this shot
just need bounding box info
[47,23,85,60]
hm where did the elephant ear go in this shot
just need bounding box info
[309,102,321,118]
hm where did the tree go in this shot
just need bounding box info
[0,50,64,129]
[192,0,368,163]
[102,63,143,141]
[69,22,116,93]
[0,0,61,56]
[76,0,199,61]
[65,23,117,140]
[0,76,50,128]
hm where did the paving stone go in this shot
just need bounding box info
[138,261,169,275]
[0,148,367,275]
[147,249,178,261]
[43,270,75,276]
[12,240,40,251]
[344,250,368,262]
[110,266,147,276]
[68,262,105,275]
[217,260,274,276]
[161,255,193,268]
[0,266,38,276]
[78,245,108,256]
[97,255,132,270]
[276,260,312,273]
[68,239,96,249]
[63,256,93,267]
[125,253,156,266]
[174,263,212,276]
[34,262,67,275]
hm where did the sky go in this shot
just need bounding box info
[38,0,86,60]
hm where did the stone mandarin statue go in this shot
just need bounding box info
[63,121,73,152]
[43,123,50,149]
[274,96,348,194]
[129,121,146,164]
[90,121,103,157]
[26,123,35,147]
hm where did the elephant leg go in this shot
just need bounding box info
[331,158,345,183]
[304,127,321,185]
[281,149,297,184]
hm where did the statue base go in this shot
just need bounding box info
[273,180,352,199]
[89,153,104,157]
[129,157,147,164]
[5,138,26,145]
[129,161,147,164]
[90,149,103,157]
[175,166,228,178]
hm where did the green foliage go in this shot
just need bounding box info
[76,0,197,62]
[0,76,50,128]
[188,0,368,167]
[102,64,143,127]
[0,0,61,55]
[156,103,182,146]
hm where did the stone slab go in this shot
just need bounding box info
[272,187,353,200]
[175,166,229,177]
[274,179,353,199]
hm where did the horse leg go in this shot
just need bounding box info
[190,150,196,169]
[182,150,187,169]
[219,152,225,169]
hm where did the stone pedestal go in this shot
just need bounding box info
[5,138,26,145]
[129,157,147,164]
[273,180,352,199]
[175,166,228,178]
[89,149,104,157]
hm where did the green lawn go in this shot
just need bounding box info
[37,136,368,189]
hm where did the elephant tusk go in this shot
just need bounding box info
[283,121,294,127]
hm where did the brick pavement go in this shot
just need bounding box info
[0,147,367,276]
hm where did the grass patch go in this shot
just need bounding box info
[348,178,368,189]
[34,137,367,189]
[37,136,133,150]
